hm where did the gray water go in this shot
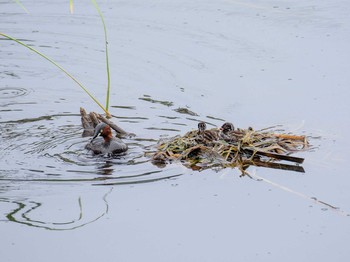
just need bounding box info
[1,0,350,261]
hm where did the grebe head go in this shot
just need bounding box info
[198,122,207,133]
[220,122,234,134]
[92,123,113,141]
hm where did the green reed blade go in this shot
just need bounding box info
[91,0,111,112]
[11,0,29,13]
[69,0,74,14]
[0,32,110,116]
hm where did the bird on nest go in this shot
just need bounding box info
[195,122,220,145]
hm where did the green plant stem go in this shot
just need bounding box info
[91,0,111,113]
[0,32,110,116]
[11,0,29,13]
[69,0,74,14]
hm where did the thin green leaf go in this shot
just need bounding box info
[11,0,29,13]
[91,0,111,112]
[69,0,74,14]
[0,32,110,116]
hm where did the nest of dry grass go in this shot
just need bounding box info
[151,124,309,175]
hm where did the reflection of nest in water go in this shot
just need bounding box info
[150,126,309,175]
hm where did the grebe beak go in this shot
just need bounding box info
[92,122,108,140]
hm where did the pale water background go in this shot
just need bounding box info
[1,0,350,261]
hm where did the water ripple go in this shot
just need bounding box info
[0,87,29,98]
[0,113,186,185]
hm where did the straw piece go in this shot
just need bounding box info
[273,133,306,140]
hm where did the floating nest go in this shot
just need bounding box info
[150,123,309,175]
[80,108,310,175]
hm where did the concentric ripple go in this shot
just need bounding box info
[0,113,186,185]
[0,87,29,99]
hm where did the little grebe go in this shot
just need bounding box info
[196,122,219,145]
[220,122,234,134]
[85,123,128,155]
[219,122,237,142]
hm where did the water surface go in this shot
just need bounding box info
[1,0,350,261]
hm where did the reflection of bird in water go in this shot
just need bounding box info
[86,123,128,155]
[196,122,219,145]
